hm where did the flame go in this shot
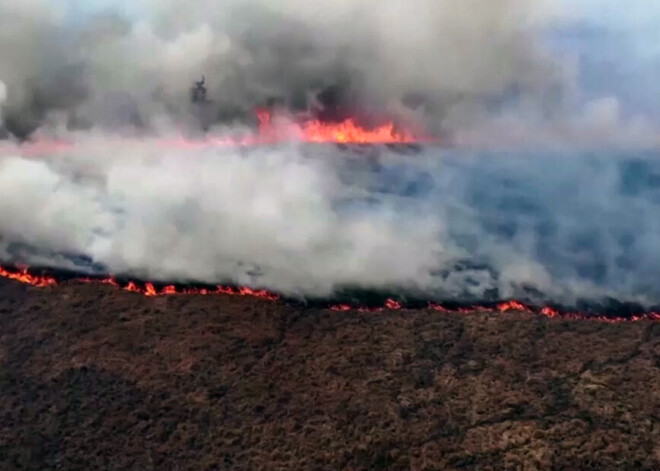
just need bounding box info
[385,298,403,310]
[254,108,417,144]
[0,266,278,301]
[540,306,559,318]
[2,109,426,157]
[330,304,353,312]
[0,266,56,287]
[497,300,527,312]
[300,119,414,143]
[2,265,657,322]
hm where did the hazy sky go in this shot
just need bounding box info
[62,0,660,24]
[58,1,659,55]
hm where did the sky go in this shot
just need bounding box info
[61,1,660,24]
[565,3,660,116]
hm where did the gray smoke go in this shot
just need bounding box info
[0,0,569,138]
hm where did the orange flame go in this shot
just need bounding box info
[300,119,414,144]
[497,300,527,312]
[385,298,403,310]
[250,108,419,144]
[3,109,427,157]
[0,266,56,287]
[0,266,278,301]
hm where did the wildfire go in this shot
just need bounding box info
[0,266,279,301]
[427,301,660,324]
[77,276,281,301]
[2,265,658,322]
[290,117,415,144]
[329,299,660,323]
[0,266,56,287]
[1,109,424,157]
[239,108,418,144]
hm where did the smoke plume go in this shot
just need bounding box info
[0,0,569,137]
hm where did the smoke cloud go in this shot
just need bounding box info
[0,79,6,128]
[1,1,659,308]
[0,0,569,138]
[2,142,660,307]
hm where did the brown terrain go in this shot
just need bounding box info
[1,277,659,470]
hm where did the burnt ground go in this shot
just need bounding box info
[0,279,659,470]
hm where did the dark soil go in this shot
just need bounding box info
[1,278,659,470]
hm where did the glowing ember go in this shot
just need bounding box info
[1,265,658,322]
[330,304,352,312]
[541,306,560,318]
[385,298,403,310]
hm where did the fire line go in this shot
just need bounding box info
[0,109,428,157]
[1,265,659,323]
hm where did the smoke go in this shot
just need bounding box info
[2,142,660,307]
[0,80,6,127]
[0,141,443,296]
[1,1,660,307]
[0,0,572,138]
[3,0,655,146]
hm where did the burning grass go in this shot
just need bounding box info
[2,265,659,323]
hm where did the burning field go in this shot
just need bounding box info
[2,130,660,469]
[2,0,660,469]
[2,0,660,316]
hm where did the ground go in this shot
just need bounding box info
[1,278,659,470]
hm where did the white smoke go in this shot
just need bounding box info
[0,79,6,127]
[0,139,446,296]
[2,138,660,306]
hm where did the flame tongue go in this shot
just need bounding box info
[0,266,56,287]
[255,108,417,144]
